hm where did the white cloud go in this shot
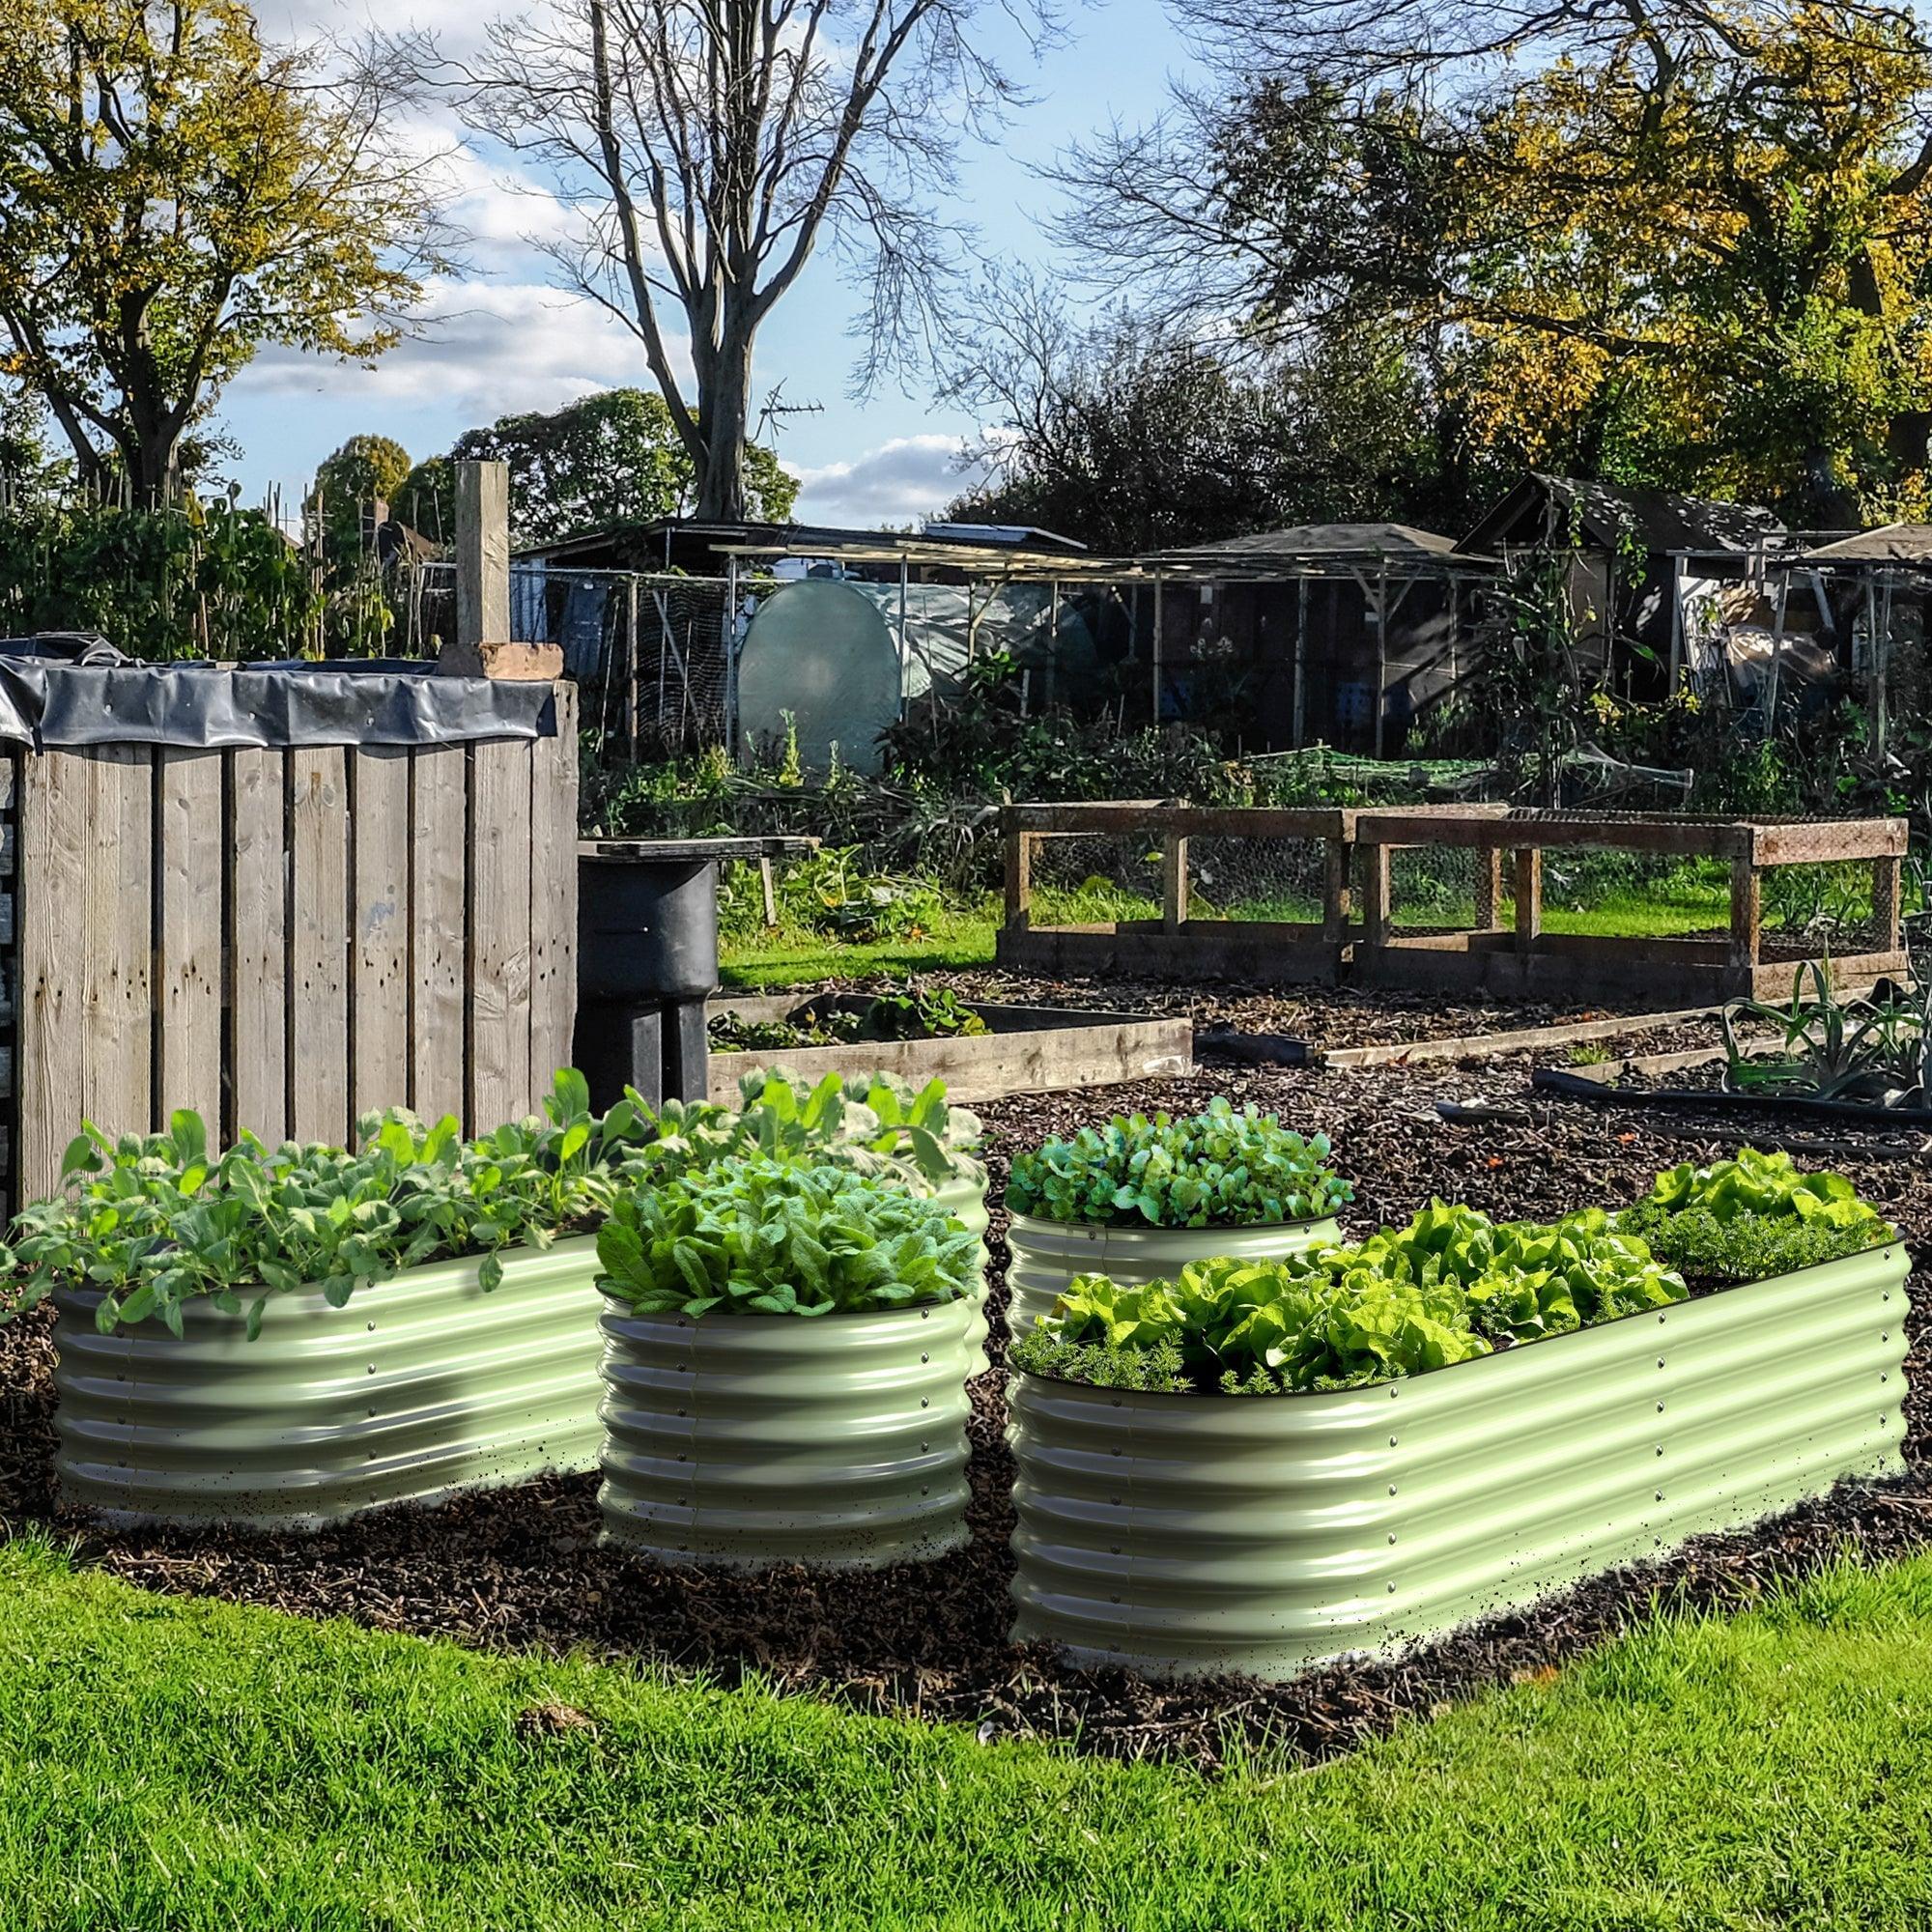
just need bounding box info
[792,433,991,528]
[230,278,682,420]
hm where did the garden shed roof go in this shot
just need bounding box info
[1797,524,1932,564]
[1460,473,1784,557]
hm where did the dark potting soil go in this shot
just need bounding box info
[3,1064,1930,1773]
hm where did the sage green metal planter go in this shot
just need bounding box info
[1004,1211,1343,1337]
[54,1236,605,1531]
[932,1165,991,1373]
[1009,1241,1910,1681]
[597,1293,977,1569]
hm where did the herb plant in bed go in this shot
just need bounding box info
[3,1073,635,1530]
[1008,1189,1906,1681]
[593,1156,980,1568]
[1003,1098,1353,1333]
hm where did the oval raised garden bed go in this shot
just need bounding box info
[591,1153,981,1569]
[1003,1098,1352,1336]
[597,1293,979,1568]
[54,1236,605,1530]
[1008,1238,1909,1680]
[1005,1212,1341,1336]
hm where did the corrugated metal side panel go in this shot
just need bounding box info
[932,1171,991,1374]
[598,1294,977,1569]
[54,1236,604,1530]
[1005,1212,1341,1334]
[1009,1243,1908,1679]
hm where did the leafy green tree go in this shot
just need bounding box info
[306,435,412,564]
[1058,0,1932,523]
[0,0,446,506]
[397,389,798,549]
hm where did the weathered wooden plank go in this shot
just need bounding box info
[16,750,87,1200]
[350,746,412,1121]
[289,747,350,1145]
[1752,818,1908,865]
[1320,1004,1722,1070]
[409,747,468,1124]
[156,749,224,1133]
[526,684,579,1094]
[85,748,153,1142]
[1006,802,1358,840]
[228,749,288,1146]
[1355,809,1752,858]
[468,737,533,1130]
[704,1002,1195,1105]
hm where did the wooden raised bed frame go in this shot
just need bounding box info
[705,994,1193,1104]
[994,801,1908,1006]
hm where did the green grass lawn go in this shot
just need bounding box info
[9,1533,1932,1929]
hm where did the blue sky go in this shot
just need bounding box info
[222,0,1197,526]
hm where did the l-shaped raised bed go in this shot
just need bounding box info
[1009,1240,1909,1680]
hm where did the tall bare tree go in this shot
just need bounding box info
[442,0,1053,523]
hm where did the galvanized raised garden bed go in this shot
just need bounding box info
[54,1236,604,1529]
[1009,1241,1909,1680]
[1004,1212,1342,1336]
[597,1293,979,1569]
[705,997,1193,1104]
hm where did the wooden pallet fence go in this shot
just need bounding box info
[10,684,579,1205]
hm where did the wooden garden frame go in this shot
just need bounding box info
[994,801,1909,1003]
[994,802,1365,983]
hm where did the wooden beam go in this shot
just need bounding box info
[454,459,510,649]
[1873,852,1903,953]
[1361,842,1392,951]
[1004,828,1034,933]
[1161,831,1188,934]
[1513,848,1542,953]
[1321,837,1352,945]
[1728,856,1762,972]
[1474,846,1503,931]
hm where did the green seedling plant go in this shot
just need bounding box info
[0,1070,635,1339]
[1005,1097,1351,1228]
[1012,1201,1687,1396]
[594,1157,977,1319]
[607,1068,984,1198]
[1619,1148,1896,1281]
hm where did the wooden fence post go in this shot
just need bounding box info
[456,459,510,649]
[1874,852,1904,954]
[1161,830,1189,933]
[1474,846,1504,931]
[1513,848,1543,954]
[1003,812,1033,934]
